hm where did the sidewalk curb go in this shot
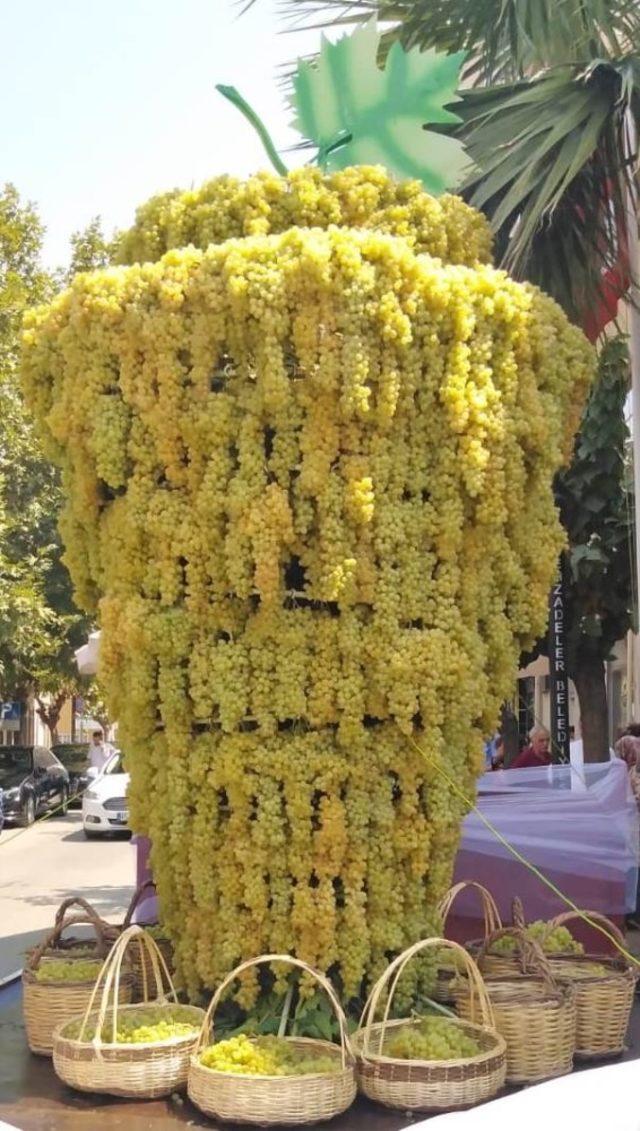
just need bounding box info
[0,970,21,990]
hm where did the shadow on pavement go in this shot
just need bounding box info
[4,885,132,917]
[60,828,131,844]
[0,812,82,846]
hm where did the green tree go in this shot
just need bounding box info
[271,0,640,759]
[81,679,112,737]
[66,216,110,283]
[557,336,634,758]
[0,184,92,741]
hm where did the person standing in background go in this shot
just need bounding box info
[614,724,640,930]
[510,725,552,769]
[483,732,505,770]
[490,734,505,769]
[89,729,115,773]
[615,724,640,787]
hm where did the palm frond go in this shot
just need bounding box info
[458,58,640,323]
[248,0,640,83]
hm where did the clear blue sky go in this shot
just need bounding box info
[2,0,318,266]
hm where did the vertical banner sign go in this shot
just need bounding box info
[548,576,571,763]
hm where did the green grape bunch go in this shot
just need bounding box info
[549,961,608,979]
[34,959,103,984]
[490,921,584,956]
[145,924,170,941]
[386,1016,481,1061]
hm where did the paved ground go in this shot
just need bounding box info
[0,811,133,980]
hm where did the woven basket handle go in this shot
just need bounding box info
[437,882,502,939]
[28,912,109,971]
[360,938,496,1058]
[195,954,353,1068]
[78,925,177,1049]
[54,896,104,928]
[511,897,526,930]
[542,909,625,947]
[123,880,157,928]
[479,927,557,991]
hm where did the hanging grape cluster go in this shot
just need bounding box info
[22,167,594,1004]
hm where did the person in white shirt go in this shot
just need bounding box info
[89,729,115,773]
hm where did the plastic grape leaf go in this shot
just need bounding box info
[290,21,470,194]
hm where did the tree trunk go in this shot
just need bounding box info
[35,692,67,746]
[572,653,609,762]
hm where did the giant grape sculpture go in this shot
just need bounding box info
[22,167,594,1004]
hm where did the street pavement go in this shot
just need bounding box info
[0,811,133,980]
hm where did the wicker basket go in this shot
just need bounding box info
[23,912,132,1057]
[352,938,506,1114]
[188,954,357,1125]
[435,883,503,1003]
[455,927,576,1084]
[542,912,639,1060]
[121,881,174,1001]
[53,924,205,1098]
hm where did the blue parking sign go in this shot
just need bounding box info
[0,702,21,730]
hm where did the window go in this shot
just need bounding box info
[0,746,33,780]
[34,748,56,770]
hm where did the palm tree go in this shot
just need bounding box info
[254,0,640,759]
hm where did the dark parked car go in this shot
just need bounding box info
[51,743,91,807]
[0,746,70,826]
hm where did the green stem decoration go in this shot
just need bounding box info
[216,84,288,176]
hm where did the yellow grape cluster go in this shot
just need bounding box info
[112,1019,196,1044]
[63,1007,199,1044]
[21,167,594,1004]
[199,1034,339,1076]
[115,165,492,267]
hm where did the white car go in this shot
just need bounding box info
[82,751,130,839]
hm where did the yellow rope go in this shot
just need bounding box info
[408,733,640,969]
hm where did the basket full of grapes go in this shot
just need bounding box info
[455,927,577,1084]
[23,911,133,1056]
[468,898,585,977]
[119,881,174,1001]
[541,912,639,1059]
[188,955,356,1125]
[352,938,506,1113]
[52,925,205,1097]
[434,882,503,1002]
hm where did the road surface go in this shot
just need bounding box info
[0,811,133,980]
